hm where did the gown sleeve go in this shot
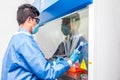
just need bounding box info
[17,36,70,80]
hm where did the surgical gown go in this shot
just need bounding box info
[1,27,70,80]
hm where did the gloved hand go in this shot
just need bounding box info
[70,42,88,64]
[69,50,81,64]
[56,57,65,64]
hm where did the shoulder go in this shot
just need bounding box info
[14,33,31,40]
[74,34,88,43]
[11,33,34,47]
[73,34,84,38]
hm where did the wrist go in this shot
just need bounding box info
[67,59,73,66]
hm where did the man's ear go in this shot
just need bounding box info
[26,17,32,23]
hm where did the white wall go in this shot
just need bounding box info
[93,0,120,80]
[0,0,27,78]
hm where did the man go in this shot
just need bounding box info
[1,4,82,80]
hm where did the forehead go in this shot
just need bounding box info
[62,13,80,25]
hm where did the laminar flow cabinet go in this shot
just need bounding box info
[32,0,93,80]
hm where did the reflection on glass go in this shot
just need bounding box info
[52,12,88,73]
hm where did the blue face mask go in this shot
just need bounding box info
[32,24,40,34]
[61,25,71,36]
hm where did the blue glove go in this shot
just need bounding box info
[70,42,88,64]
[56,57,65,64]
[70,50,81,64]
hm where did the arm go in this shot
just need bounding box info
[18,38,70,80]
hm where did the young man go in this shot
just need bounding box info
[1,4,82,80]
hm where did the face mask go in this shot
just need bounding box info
[61,25,71,36]
[32,24,40,34]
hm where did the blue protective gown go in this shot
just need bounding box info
[1,27,70,80]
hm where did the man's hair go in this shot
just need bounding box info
[17,4,40,25]
[62,13,80,25]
